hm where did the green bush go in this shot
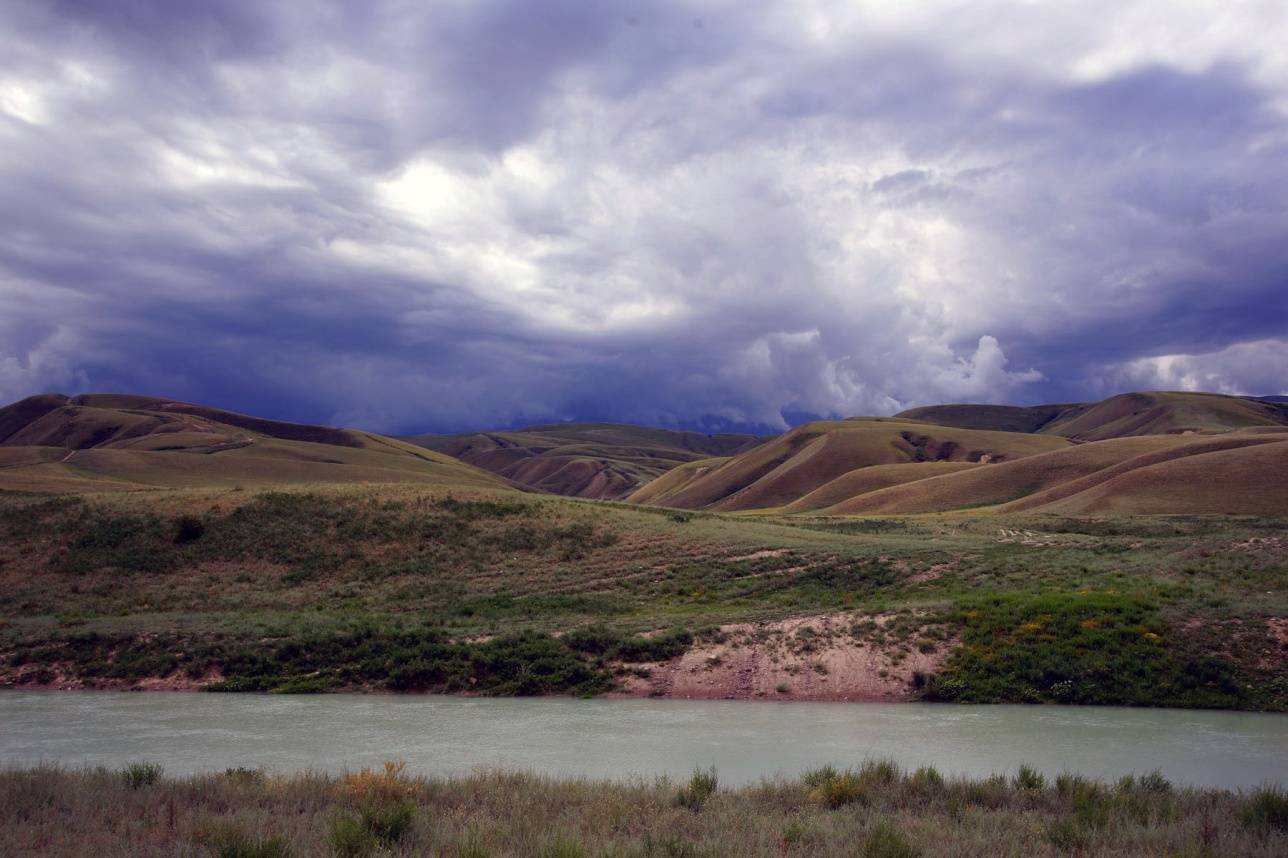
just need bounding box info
[910,766,944,793]
[327,815,374,858]
[1014,764,1046,791]
[675,768,718,811]
[861,821,921,858]
[1045,817,1091,853]
[934,592,1250,708]
[121,761,163,789]
[1241,785,1288,832]
[173,514,206,544]
[812,772,866,809]
[358,799,415,846]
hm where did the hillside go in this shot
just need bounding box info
[624,418,1072,511]
[896,391,1288,440]
[0,393,510,493]
[404,423,762,499]
[825,432,1288,516]
[627,391,1288,516]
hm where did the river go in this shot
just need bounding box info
[2,691,1284,788]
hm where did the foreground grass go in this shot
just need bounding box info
[1,484,1284,708]
[3,761,1286,857]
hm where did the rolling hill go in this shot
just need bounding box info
[404,423,762,499]
[0,393,511,493]
[629,391,1288,517]
[897,391,1288,440]
[824,431,1288,516]
[623,418,1072,511]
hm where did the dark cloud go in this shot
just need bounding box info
[1,0,1286,433]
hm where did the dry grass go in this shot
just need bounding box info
[628,419,1069,512]
[1,762,1284,857]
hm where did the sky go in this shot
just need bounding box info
[2,0,1287,434]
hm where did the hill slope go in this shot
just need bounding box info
[629,391,1288,516]
[896,391,1288,440]
[405,423,762,499]
[0,394,511,493]
[823,433,1286,515]
[624,418,1072,511]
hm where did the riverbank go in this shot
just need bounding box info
[2,486,1285,710]
[4,760,1286,857]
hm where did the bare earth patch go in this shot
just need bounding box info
[612,612,955,702]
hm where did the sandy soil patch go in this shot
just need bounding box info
[611,612,954,702]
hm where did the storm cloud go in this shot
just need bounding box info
[2,0,1286,432]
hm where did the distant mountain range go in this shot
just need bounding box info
[2,390,1285,517]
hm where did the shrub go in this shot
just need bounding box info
[862,821,921,858]
[1014,764,1046,791]
[675,767,718,811]
[1055,773,1090,797]
[173,514,206,544]
[327,815,374,858]
[223,767,266,784]
[1045,817,1091,853]
[1241,785,1288,832]
[342,760,420,804]
[358,799,415,847]
[198,823,293,858]
[910,766,944,793]
[121,761,163,789]
[1135,770,1172,795]
[801,765,840,788]
[861,759,900,784]
[810,772,866,809]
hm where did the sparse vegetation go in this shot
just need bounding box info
[1,762,1283,857]
[0,480,1282,709]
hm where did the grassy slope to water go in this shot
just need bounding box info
[0,483,1284,709]
[2,761,1286,857]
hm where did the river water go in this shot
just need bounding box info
[2,691,1284,788]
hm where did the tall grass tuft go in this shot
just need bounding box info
[1241,785,1288,832]
[675,767,718,811]
[1013,764,1047,791]
[121,761,163,790]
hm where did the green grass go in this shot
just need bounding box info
[2,762,1284,857]
[920,591,1255,708]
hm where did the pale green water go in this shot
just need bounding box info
[2,691,1284,788]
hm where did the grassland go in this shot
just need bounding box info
[0,483,1283,709]
[3,759,1286,857]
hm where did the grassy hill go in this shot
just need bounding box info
[825,433,1288,516]
[627,392,1288,516]
[404,423,762,499]
[0,482,1283,711]
[897,391,1288,440]
[624,418,1071,511]
[0,394,510,494]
